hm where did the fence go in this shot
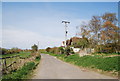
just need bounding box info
[0,55,25,74]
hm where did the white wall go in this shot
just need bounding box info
[71,47,80,52]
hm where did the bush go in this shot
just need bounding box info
[1,48,21,55]
[64,47,71,56]
[35,55,41,61]
[45,46,75,56]
[46,47,61,54]
[64,47,74,55]
[58,47,64,54]
[95,43,120,53]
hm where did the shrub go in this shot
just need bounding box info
[59,47,64,54]
[1,48,21,55]
[64,47,74,55]
[95,43,120,53]
[35,55,41,61]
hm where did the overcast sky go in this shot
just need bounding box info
[2,2,118,49]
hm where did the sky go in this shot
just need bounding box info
[1,0,120,2]
[1,2,118,49]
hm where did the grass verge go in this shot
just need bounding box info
[44,52,119,77]
[1,54,41,81]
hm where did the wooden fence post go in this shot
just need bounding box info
[4,58,7,73]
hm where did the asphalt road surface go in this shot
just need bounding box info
[32,54,116,79]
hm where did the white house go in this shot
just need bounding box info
[71,47,81,53]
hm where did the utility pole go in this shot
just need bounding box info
[62,21,70,47]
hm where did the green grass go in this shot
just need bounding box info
[46,52,120,72]
[2,54,41,80]
[0,52,31,58]
[2,62,36,80]
[67,55,119,72]
[0,52,32,68]
[92,52,120,56]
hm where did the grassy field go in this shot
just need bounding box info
[45,52,119,75]
[0,52,31,58]
[0,52,32,74]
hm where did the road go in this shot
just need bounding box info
[32,54,116,79]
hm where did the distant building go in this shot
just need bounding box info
[61,37,82,53]
[62,37,82,47]
[66,37,82,47]
[71,47,81,53]
[61,36,94,56]
[61,41,65,47]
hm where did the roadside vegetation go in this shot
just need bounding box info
[1,44,41,80]
[2,55,41,80]
[0,52,31,58]
[44,52,119,77]
[41,12,120,77]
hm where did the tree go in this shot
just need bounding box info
[76,37,89,49]
[80,22,91,39]
[31,44,38,52]
[78,12,119,53]
[101,13,119,44]
[80,22,95,49]
[1,48,7,55]
[66,37,89,49]
[46,47,51,52]
[89,16,102,45]
[100,13,119,53]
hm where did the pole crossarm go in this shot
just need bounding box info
[62,21,70,24]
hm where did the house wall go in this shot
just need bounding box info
[71,47,81,53]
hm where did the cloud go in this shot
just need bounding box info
[2,28,63,49]
[2,17,89,49]
[2,2,91,49]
